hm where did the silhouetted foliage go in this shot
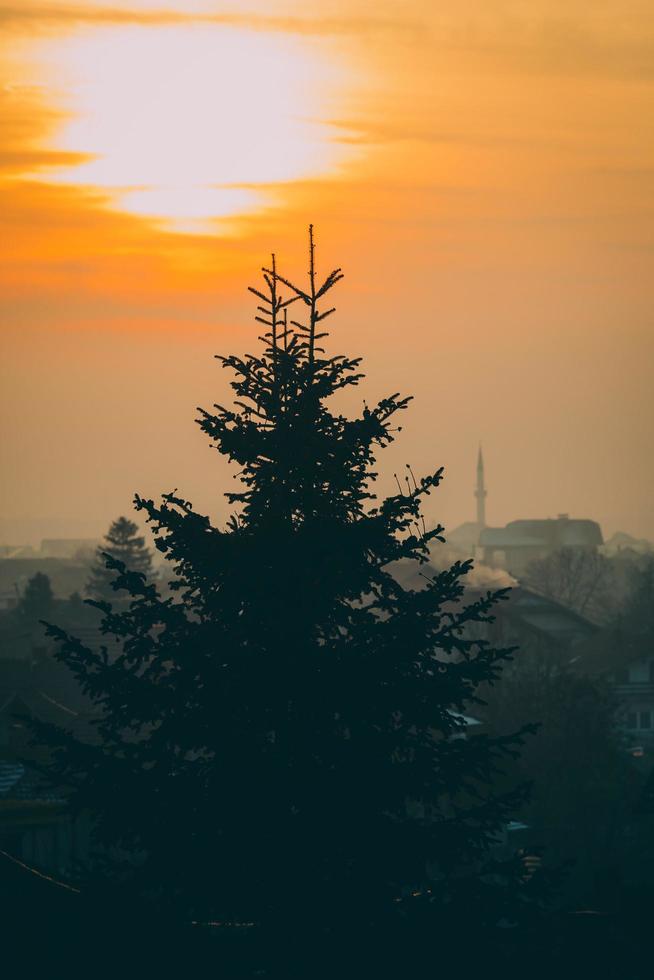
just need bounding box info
[67,590,84,614]
[482,647,639,909]
[86,515,152,602]
[33,230,543,972]
[17,571,54,625]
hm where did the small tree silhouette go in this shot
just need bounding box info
[17,571,54,625]
[34,229,538,970]
[86,515,152,602]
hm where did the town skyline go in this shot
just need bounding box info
[1,436,650,549]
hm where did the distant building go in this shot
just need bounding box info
[614,653,654,744]
[0,545,37,560]
[583,627,654,747]
[0,586,20,612]
[447,449,604,578]
[40,538,99,560]
[480,515,603,578]
[603,531,654,557]
[445,446,488,557]
[483,585,598,655]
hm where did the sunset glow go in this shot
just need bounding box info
[24,23,355,231]
[1,0,653,548]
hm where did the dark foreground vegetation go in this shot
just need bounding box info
[2,230,652,977]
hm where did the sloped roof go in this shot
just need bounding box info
[447,522,482,545]
[464,586,597,645]
[480,518,603,550]
[0,761,24,795]
[0,761,64,803]
[505,587,597,640]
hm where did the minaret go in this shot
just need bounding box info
[475,445,487,528]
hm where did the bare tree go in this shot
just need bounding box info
[524,547,614,622]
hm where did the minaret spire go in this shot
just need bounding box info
[475,444,487,528]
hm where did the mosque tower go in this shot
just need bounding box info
[475,445,487,529]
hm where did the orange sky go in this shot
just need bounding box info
[1,0,653,545]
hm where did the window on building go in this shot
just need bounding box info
[640,711,652,730]
[627,712,638,729]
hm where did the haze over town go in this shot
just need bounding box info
[1,0,653,548]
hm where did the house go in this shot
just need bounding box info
[40,538,99,560]
[479,516,603,578]
[446,448,604,578]
[483,585,598,656]
[614,653,654,743]
[590,631,654,744]
[0,659,95,877]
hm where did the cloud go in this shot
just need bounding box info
[0,3,419,38]
[0,149,93,173]
[0,86,91,175]
[327,117,561,149]
[469,19,654,80]
[3,3,653,81]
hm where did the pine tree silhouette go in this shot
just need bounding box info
[86,515,152,602]
[34,229,540,972]
[17,571,54,625]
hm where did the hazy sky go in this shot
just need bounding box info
[1,0,653,545]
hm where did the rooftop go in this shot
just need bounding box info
[480,517,603,550]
